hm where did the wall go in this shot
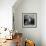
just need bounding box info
[0,0,16,30]
[41,0,46,46]
[13,0,41,46]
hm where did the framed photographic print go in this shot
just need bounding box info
[22,13,37,28]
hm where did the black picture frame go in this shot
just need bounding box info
[22,13,37,28]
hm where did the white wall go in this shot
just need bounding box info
[13,0,41,46]
[0,0,46,46]
[41,0,46,46]
[0,0,16,30]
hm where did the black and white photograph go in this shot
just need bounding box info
[22,13,37,28]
